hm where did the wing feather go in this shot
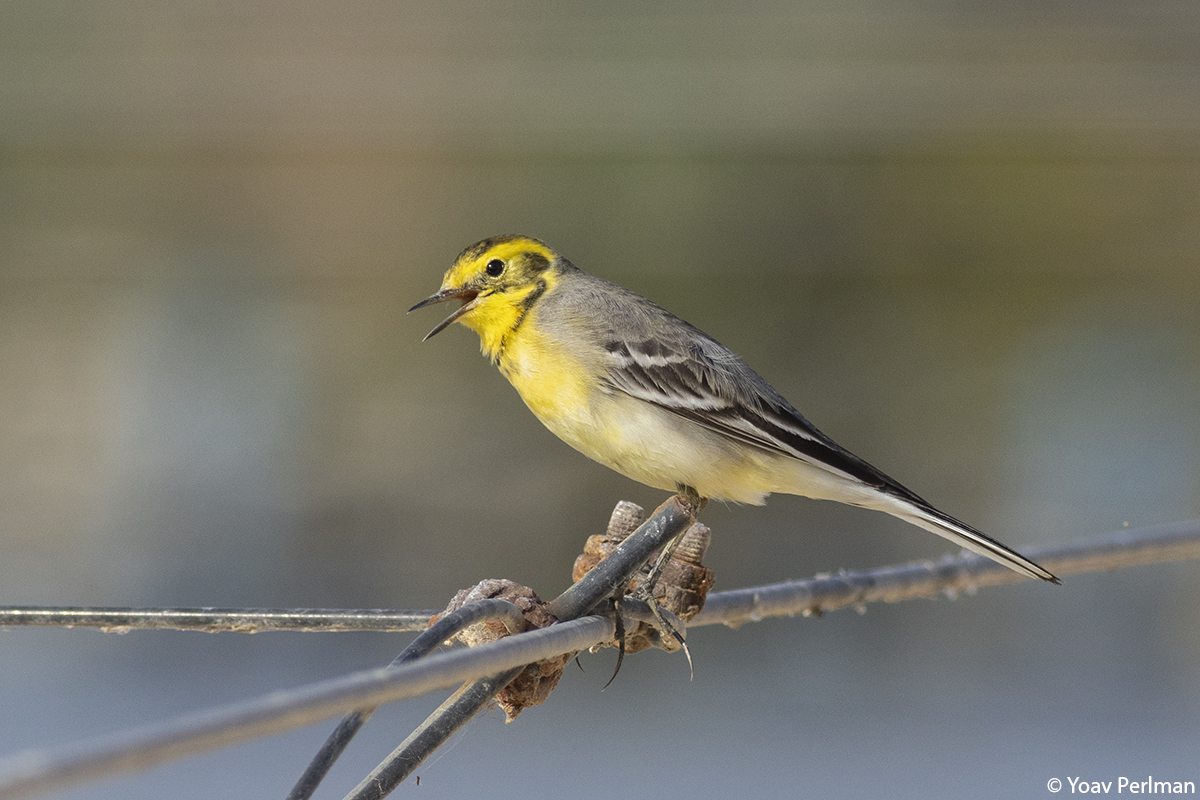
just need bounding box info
[602,333,912,497]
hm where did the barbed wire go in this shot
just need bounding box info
[0,513,1196,800]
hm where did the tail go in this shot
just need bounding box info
[875,493,1059,584]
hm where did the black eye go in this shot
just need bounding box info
[485,259,505,277]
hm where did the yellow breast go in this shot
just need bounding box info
[498,321,595,431]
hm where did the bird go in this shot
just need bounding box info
[409,234,1058,583]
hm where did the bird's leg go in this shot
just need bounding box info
[642,531,686,598]
[643,486,705,594]
[630,552,693,676]
[628,486,707,658]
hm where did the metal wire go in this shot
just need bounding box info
[286,598,529,800]
[0,517,1196,800]
[0,607,439,634]
[691,518,1200,629]
[331,496,699,799]
[339,516,1200,799]
[0,616,616,800]
[342,667,526,800]
[546,496,698,621]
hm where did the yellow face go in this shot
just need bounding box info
[409,235,562,358]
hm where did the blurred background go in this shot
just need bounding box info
[2,1,1199,797]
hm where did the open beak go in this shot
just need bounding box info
[408,287,482,341]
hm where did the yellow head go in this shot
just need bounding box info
[409,235,565,360]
